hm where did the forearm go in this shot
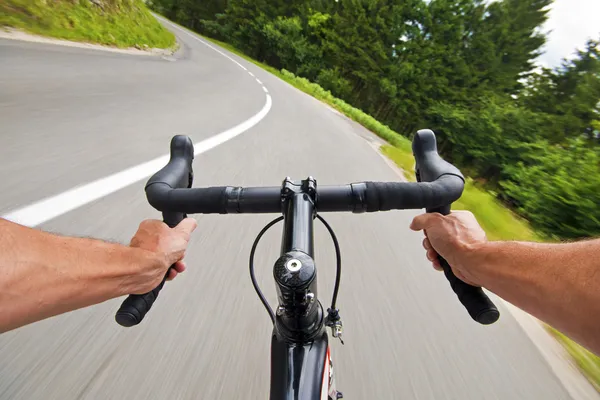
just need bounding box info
[0,219,157,332]
[472,240,600,354]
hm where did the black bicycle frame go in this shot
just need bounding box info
[269,177,330,400]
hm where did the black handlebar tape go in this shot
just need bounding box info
[115,276,168,327]
[438,256,499,324]
[116,135,195,327]
[432,205,500,325]
[363,177,463,212]
[115,211,187,327]
[412,129,499,325]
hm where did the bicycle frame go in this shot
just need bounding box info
[269,177,339,400]
[115,130,500,400]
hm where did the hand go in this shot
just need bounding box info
[129,218,198,293]
[410,211,487,286]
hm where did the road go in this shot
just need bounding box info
[0,21,578,399]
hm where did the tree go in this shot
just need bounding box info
[522,39,600,142]
[468,0,551,94]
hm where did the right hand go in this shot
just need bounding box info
[410,210,487,286]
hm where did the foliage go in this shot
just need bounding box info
[521,39,600,143]
[429,95,545,183]
[0,0,175,48]
[151,0,600,240]
[502,140,600,239]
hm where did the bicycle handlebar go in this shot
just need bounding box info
[144,178,465,215]
[413,130,500,325]
[115,130,499,327]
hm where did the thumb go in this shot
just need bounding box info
[410,213,439,231]
[173,217,198,239]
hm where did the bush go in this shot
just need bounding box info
[502,140,600,239]
[429,95,544,183]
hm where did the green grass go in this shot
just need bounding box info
[549,328,600,391]
[380,144,415,180]
[1,0,175,49]
[453,181,538,241]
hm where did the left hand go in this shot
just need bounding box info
[129,218,197,293]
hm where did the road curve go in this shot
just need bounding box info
[0,20,578,400]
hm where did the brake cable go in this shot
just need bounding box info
[249,214,342,327]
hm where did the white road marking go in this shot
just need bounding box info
[256,78,263,84]
[248,72,255,77]
[2,95,272,228]
[4,15,274,228]
[3,18,273,228]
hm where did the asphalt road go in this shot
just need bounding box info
[0,21,578,399]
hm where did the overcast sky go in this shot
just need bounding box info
[537,0,600,67]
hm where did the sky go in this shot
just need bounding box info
[537,0,600,67]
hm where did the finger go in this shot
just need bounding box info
[174,218,198,238]
[166,268,178,281]
[432,259,443,271]
[426,249,438,262]
[410,213,442,231]
[422,238,432,250]
[173,260,186,273]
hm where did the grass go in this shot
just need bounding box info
[549,328,600,391]
[0,0,175,49]
[380,144,416,181]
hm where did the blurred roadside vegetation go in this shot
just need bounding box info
[0,0,175,48]
[151,0,600,241]
[152,0,600,387]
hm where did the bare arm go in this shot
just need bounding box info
[410,211,600,355]
[0,218,197,332]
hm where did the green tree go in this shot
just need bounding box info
[522,39,600,142]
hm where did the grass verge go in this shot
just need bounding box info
[1,0,175,49]
[549,328,600,391]
[181,26,600,390]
